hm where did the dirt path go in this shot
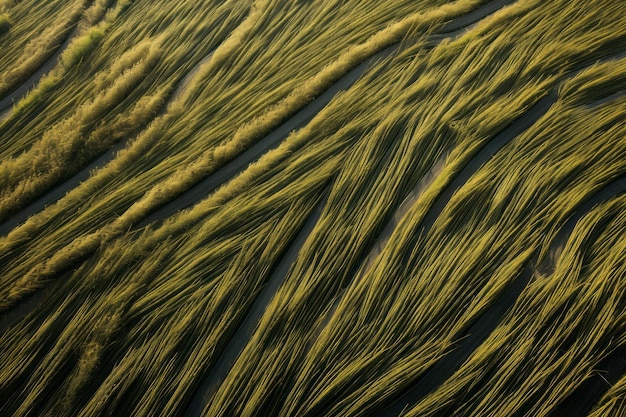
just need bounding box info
[0,51,216,237]
[136,43,397,229]
[137,0,517,230]
[377,177,626,417]
[0,26,79,119]
[178,3,524,415]
[183,194,328,417]
[1,1,517,236]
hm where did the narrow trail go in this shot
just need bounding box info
[0,0,519,387]
[176,5,520,414]
[0,51,216,237]
[376,176,626,417]
[137,0,516,230]
[0,0,515,236]
[0,0,525,384]
[586,89,626,109]
[0,26,79,120]
[135,44,397,229]
[0,0,124,120]
[312,58,625,369]
[311,90,556,352]
[0,51,219,335]
[183,193,328,417]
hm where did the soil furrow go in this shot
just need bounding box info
[183,193,328,417]
[138,0,515,229]
[0,26,79,117]
[378,177,626,417]
[0,51,216,237]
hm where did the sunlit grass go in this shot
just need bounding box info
[0,0,624,416]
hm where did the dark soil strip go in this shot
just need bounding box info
[418,92,557,236]
[586,89,625,108]
[559,346,626,417]
[178,6,519,414]
[182,193,328,417]
[551,179,626,417]
[0,0,521,330]
[138,0,515,229]
[0,0,124,118]
[439,0,515,33]
[0,26,79,116]
[0,52,216,237]
[135,45,397,229]
[0,1,514,236]
[377,177,626,417]
[538,175,626,276]
[0,284,50,336]
[341,92,556,417]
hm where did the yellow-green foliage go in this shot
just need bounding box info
[589,373,626,417]
[0,0,88,96]
[83,0,115,26]
[0,0,625,416]
[0,40,161,220]
[61,24,107,68]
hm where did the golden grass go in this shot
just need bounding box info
[0,0,625,416]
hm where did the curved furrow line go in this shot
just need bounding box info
[440,0,515,33]
[0,51,219,333]
[552,181,626,417]
[0,0,124,120]
[560,346,626,417]
[414,92,557,236]
[169,52,215,104]
[586,89,626,109]
[0,0,524,383]
[377,176,626,417]
[0,1,518,329]
[300,55,624,415]
[135,45,395,229]
[0,26,79,117]
[183,192,329,417]
[309,91,556,351]
[311,52,625,357]
[0,51,216,237]
[0,281,51,336]
[136,0,516,230]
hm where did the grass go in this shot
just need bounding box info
[0,0,625,416]
[0,0,88,98]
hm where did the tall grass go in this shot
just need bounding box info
[589,373,626,417]
[0,0,472,309]
[0,38,162,220]
[202,1,626,414]
[0,0,624,416]
[0,0,89,98]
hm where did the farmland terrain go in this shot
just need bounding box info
[0,0,625,416]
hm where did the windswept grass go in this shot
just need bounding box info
[0,0,481,309]
[589,373,626,417]
[0,0,624,416]
[404,195,626,416]
[0,0,88,98]
[0,38,162,220]
[60,24,107,68]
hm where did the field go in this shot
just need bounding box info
[0,0,625,415]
